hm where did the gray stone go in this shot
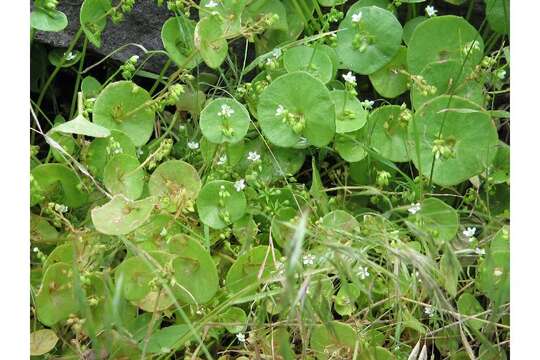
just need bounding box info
[32,0,172,73]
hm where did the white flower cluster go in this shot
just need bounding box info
[342,71,357,86]
[218,104,235,118]
[187,141,199,150]
[425,5,437,17]
[247,151,260,162]
[408,203,421,215]
[234,179,246,192]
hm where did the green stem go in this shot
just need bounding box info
[69,38,88,119]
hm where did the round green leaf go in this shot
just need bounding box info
[402,16,427,46]
[85,129,137,179]
[93,81,155,147]
[283,45,334,84]
[407,15,484,75]
[243,0,288,31]
[31,7,68,32]
[330,90,368,134]
[412,197,459,243]
[103,154,145,200]
[200,98,251,144]
[148,160,201,206]
[236,138,306,182]
[366,105,411,162]
[271,207,299,247]
[194,15,228,69]
[318,0,346,6]
[457,293,485,330]
[91,195,155,235]
[310,322,358,359]
[225,246,282,295]
[30,329,59,356]
[144,325,192,353]
[485,0,509,35]
[31,163,88,208]
[169,235,219,304]
[196,180,246,229]
[161,16,201,69]
[199,0,246,35]
[218,307,247,333]
[369,46,409,98]
[476,226,509,304]
[336,5,403,75]
[81,76,102,98]
[48,49,81,68]
[115,251,173,301]
[36,263,79,326]
[80,0,112,48]
[335,131,367,163]
[334,282,360,316]
[257,71,335,147]
[408,95,498,186]
[411,59,484,110]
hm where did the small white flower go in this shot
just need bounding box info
[357,266,370,280]
[272,48,282,58]
[496,69,507,80]
[425,5,438,17]
[64,51,76,61]
[187,141,199,150]
[424,305,435,317]
[275,105,286,117]
[357,267,370,280]
[178,124,186,130]
[54,204,68,213]
[302,253,316,266]
[217,155,227,165]
[205,0,219,8]
[351,12,363,24]
[160,227,168,237]
[493,268,503,277]
[342,71,357,86]
[475,247,486,256]
[218,104,235,118]
[137,148,144,156]
[247,151,261,162]
[236,332,246,343]
[362,100,375,109]
[463,227,476,239]
[408,203,421,215]
[195,306,205,314]
[415,270,422,283]
[33,247,39,253]
[234,179,246,192]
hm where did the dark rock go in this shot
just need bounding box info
[32,0,172,73]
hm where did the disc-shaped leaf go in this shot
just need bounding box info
[115,251,173,301]
[257,71,335,147]
[86,129,137,179]
[476,226,509,304]
[199,0,246,35]
[271,207,299,248]
[81,76,102,98]
[334,282,360,316]
[412,197,459,243]
[402,16,427,46]
[48,49,81,68]
[407,15,484,75]
[411,59,483,110]
[310,322,358,360]
[135,290,175,312]
[283,45,334,84]
[218,307,247,333]
[51,114,111,138]
[35,263,79,326]
[194,16,228,69]
[243,0,288,31]
[148,160,201,204]
[196,180,246,229]
[336,5,403,75]
[31,215,59,244]
[225,246,282,295]
[369,46,409,99]
[330,90,368,134]
[93,81,155,147]
[103,154,145,200]
[80,0,112,48]
[485,0,509,35]
[335,131,367,163]
[457,293,485,330]
[200,98,251,144]
[30,329,59,356]
[488,141,509,184]
[169,235,219,304]
[31,163,88,208]
[31,7,68,32]
[365,105,411,162]
[408,95,498,186]
[91,195,155,235]
[144,325,192,353]
[43,243,73,271]
[161,16,201,69]
[236,138,306,182]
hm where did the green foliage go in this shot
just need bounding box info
[30,0,510,358]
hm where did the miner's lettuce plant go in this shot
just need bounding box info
[30,0,509,358]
